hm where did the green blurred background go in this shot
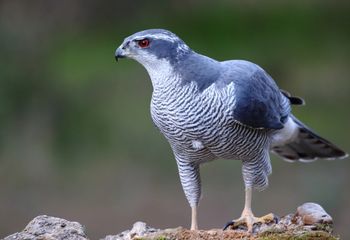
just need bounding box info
[0,0,349,239]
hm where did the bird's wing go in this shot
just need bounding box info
[221,60,291,130]
[280,89,305,105]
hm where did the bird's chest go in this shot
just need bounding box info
[150,86,231,153]
[151,95,205,142]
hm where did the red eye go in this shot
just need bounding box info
[137,38,150,48]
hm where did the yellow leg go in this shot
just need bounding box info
[191,206,198,230]
[224,187,276,232]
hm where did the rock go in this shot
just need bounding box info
[102,221,160,240]
[3,203,338,240]
[4,215,88,240]
[296,202,333,225]
[103,216,336,240]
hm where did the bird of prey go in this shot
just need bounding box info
[115,29,347,232]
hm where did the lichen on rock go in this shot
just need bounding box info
[4,215,88,240]
[3,203,339,240]
[101,203,338,240]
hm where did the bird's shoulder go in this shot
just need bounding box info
[218,60,291,130]
[219,60,270,86]
[177,53,222,92]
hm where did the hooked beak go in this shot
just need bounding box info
[115,47,125,62]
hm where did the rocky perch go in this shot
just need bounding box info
[4,203,338,240]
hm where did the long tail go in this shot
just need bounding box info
[272,115,348,162]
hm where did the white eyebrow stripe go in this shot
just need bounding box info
[133,33,178,42]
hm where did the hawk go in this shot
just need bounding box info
[115,29,347,232]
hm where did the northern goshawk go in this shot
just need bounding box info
[115,29,347,232]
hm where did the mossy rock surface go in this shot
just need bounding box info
[108,207,337,240]
[3,203,339,240]
[132,227,338,240]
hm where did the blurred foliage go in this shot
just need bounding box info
[0,0,349,239]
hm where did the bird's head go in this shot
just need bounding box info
[115,29,191,63]
[115,29,193,84]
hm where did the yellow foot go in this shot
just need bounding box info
[223,213,278,233]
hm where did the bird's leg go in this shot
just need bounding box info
[224,187,277,232]
[191,205,198,230]
[174,157,201,230]
[236,187,259,232]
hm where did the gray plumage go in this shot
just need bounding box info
[115,29,347,222]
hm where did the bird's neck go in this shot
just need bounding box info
[143,52,193,90]
[143,58,179,90]
[146,51,220,91]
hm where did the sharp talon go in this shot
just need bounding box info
[223,221,234,230]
